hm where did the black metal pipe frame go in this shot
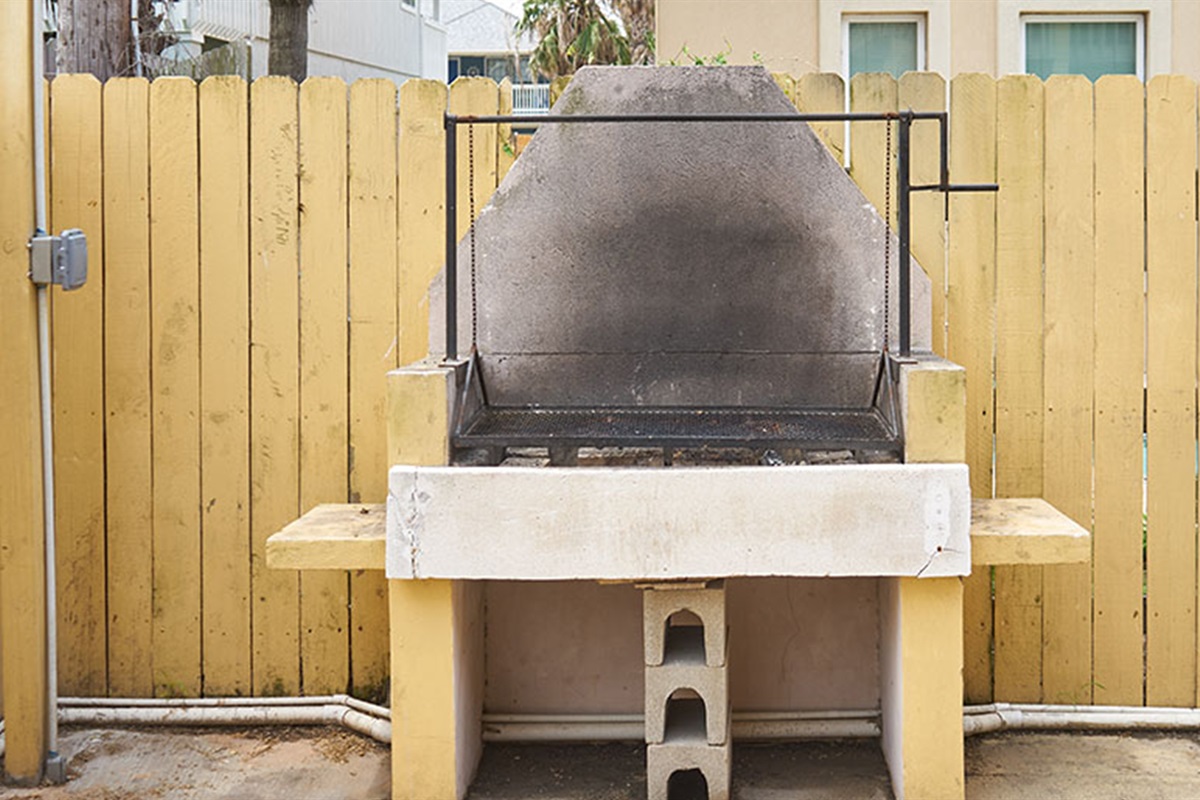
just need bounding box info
[443,110,997,361]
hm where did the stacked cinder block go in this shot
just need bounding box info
[643,580,730,800]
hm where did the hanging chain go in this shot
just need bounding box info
[468,123,479,351]
[882,119,892,354]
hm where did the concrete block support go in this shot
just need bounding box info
[880,576,965,800]
[643,582,727,668]
[644,582,731,800]
[645,630,729,744]
[647,736,732,800]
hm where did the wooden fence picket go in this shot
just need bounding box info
[49,73,107,697]
[948,73,997,704]
[1145,74,1199,707]
[250,76,302,696]
[199,75,252,697]
[1092,75,1146,706]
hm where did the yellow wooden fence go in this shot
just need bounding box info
[31,70,1200,707]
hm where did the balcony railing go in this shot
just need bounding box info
[512,83,551,115]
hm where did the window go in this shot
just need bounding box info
[1023,14,1144,81]
[843,14,926,79]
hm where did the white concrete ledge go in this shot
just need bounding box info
[386,464,970,580]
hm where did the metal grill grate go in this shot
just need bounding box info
[454,406,900,452]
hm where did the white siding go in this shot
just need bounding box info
[190,0,447,81]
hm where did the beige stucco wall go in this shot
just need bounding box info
[657,0,1200,81]
[483,578,881,714]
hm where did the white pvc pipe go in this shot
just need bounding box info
[54,696,392,745]
[481,710,881,742]
[11,699,1200,760]
[962,703,1200,737]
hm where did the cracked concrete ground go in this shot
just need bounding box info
[4,729,1200,799]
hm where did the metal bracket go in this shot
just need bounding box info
[30,229,88,291]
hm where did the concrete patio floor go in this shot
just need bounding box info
[3,727,1200,799]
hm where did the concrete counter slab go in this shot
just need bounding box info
[385,463,971,581]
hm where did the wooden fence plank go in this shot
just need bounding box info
[948,73,997,704]
[49,73,107,696]
[898,72,947,356]
[250,76,301,696]
[299,76,350,695]
[102,77,154,697]
[0,0,49,771]
[450,77,500,240]
[1041,75,1095,704]
[992,75,1045,703]
[1146,74,1198,707]
[149,77,202,697]
[794,73,845,161]
[199,75,251,697]
[348,78,398,698]
[1092,75,1145,706]
[848,73,897,227]
[398,79,448,364]
[497,77,516,184]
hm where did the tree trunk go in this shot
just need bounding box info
[268,0,311,83]
[55,0,133,79]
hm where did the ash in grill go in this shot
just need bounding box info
[433,67,938,465]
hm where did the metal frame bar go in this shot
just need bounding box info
[443,109,997,361]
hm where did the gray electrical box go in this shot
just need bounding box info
[30,228,88,291]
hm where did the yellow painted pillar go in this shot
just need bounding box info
[881,356,967,800]
[0,0,49,785]
[387,361,482,800]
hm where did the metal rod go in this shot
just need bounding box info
[912,182,1000,193]
[897,113,911,356]
[447,111,948,125]
[445,113,458,361]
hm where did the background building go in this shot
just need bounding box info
[444,0,550,114]
[656,0,1200,81]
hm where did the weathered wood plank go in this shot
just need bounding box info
[0,0,49,774]
[299,76,351,695]
[794,73,845,161]
[899,72,947,356]
[102,77,154,698]
[971,499,1090,566]
[1146,74,1198,707]
[1041,75,1095,704]
[250,76,301,696]
[948,73,997,704]
[267,505,385,571]
[992,74,1045,703]
[149,77,202,697]
[1092,75,1145,706]
[398,79,448,364]
[199,75,251,697]
[348,78,398,697]
[849,72,896,226]
[49,73,107,696]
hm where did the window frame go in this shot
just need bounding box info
[1020,12,1146,81]
[841,13,928,81]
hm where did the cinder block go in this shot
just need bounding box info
[645,629,729,745]
[646,700,731,800]
[643,581,726,668]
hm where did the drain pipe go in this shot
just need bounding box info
[963,703,1200,736]
[29,2,66,782]
[5,700,1200,760]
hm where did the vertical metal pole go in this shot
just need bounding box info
[897,113,912,356]
[445,114,458,361]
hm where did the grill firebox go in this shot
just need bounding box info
[432,67,951,461]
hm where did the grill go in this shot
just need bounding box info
[435,67,994,464]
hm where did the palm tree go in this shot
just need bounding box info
[611,0,654,66]
[516,0,632,80]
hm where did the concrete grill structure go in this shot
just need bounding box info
[268,66,1090,800]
